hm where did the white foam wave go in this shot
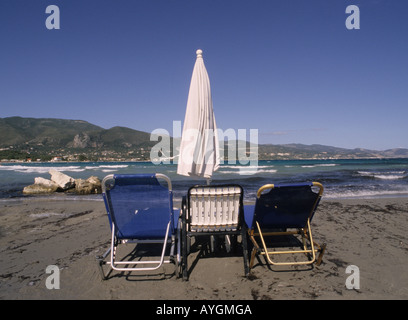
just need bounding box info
[374,175,406,180]
[99,165,129,169]
[221,165,273,169]
[239,169,277,175]
[301,164,338,168]
[357,171,407,180]
[0,165,84,173]
[83,164,129,170]
[218,168,277,174]
[325,188,408,199]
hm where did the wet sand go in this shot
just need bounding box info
[1,196,407,300]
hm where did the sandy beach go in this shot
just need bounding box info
[1,196,407,301]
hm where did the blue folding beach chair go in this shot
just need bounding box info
[244,182,326,269]
[97,174,179,279]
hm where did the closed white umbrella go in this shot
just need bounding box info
[177,49,220,182]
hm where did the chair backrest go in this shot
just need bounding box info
[187,185,243,232]
[251,182,323,229]
[102,174,174,240]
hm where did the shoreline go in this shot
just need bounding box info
[1,196,407,300]
[2,156,408,164]
[2,158,407,202]
[1,192,408,203]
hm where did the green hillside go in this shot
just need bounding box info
[0,117,156,161]
[1,116,407,162]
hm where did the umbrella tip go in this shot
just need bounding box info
[196,49,203,58]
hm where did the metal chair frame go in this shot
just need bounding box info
[98,174,177,279]
[247,182,326,268]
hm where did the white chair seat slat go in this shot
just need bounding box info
[189,186,241,232]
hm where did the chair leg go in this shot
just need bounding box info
[225,235,231,253]
[247,230,259,270]
[181,218,189,281]
[231,235,238,253]
[316,243,327,266]
[210,235,216,253]
[96,246,111,280]
[96,255,107,280]
[249,247,257,270]
[241,228,250,277]
[175,220,182,278]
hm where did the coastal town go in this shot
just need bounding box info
[1,117,408,163]
[0,145,152,163]
[2,144,408,164]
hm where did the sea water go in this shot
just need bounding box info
[0,158,407,201]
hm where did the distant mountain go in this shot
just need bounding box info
[0,116,154,147]
[0,117,157,161]
[0,117,103,147]
[257,143,408,160]
[1,116,407,161]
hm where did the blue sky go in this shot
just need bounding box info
[1,0,407,150]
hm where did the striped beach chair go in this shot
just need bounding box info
[179,184,249,280]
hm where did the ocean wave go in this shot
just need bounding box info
[1,159,407,201]
[324,189,408,199]
[218,167,277,174]
[98,165,129,168]
[236,169,277,175]
[357,171,407,180]
[220,165,274,169]
[373,175,406,180]
[0,164,130,174]
[301,164,338,168]
[83,164,130,171]
[0,165,84,173]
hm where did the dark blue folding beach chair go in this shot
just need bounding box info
[97,174,179,279]
[244,182,326,269]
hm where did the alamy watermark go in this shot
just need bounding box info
[45,5,60,30]
[149,121,259,175]
[345,5,360,30]
[45,265,60,290]
[45,4,360,31]
[345,265,360,290]
[45,263,361,292]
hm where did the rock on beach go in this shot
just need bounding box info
[22,181,59,194]
[34,177,59,190]
[75,176,102,195]
[49,169,75,190]
[23,170,101,195]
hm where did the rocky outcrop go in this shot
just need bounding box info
[66,132,104,148]
[71,133,92,148]
[23,171,102,195]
